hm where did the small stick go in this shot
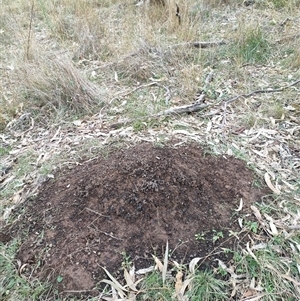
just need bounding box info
[88,221,124,240]
[109,82,157,104]
[225,79,300,105]
[26,0,35,60]
[99,230,123,241]
[169,40,227,49]
[109,98,211,129]
[156,103,210,116]
[176,3,181,25]
[193,41,227,48]
[85,207,109,218]
[62,289,98,294]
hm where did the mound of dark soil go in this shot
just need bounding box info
[10,143,266,293]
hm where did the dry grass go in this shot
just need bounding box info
[19,54,106,118]
[2,0,298,125]
[1,0,300,300]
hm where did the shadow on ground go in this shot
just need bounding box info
[7,143,267,294]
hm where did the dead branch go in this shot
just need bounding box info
[224,79,300,105]
[109,73,214,129]
[193,41,227,48]
[169,40,227,49]
[109,101,211,129]
[156,103,210,116]
[222,79,300,129]
[109,102,211,129]
[109,79,172,105]
[156,72,214,115]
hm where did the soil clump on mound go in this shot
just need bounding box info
[9,143,266,293]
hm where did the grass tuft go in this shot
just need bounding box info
[235,25,271,64]
[187,270,228,301]
[234,235,300,300]
[0,240,52,301]
[19,54,106,121]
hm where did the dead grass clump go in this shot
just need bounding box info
[0,15,16,46]
[19,55,106,119]
[0,1,32,49]
[37,2,162,62]
[114,48,158,83]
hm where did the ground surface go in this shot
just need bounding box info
[8,143,266,293]
[1,1,300,300]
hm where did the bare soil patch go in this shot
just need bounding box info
[9,143,267,294]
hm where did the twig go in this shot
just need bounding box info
[225,79,300,105]
[194,71,214,104]
[108,74,214,129]
[222,79,300,129]
[85,207,109,218]
[193,40,227,48]
[87,224,123,241]
[156,103,210,116]
[169,40,227,49]
[62,289,98,294]
[109,102,210,129]
[98,230,123,240]
[109,82,157,104]
[26,0,35,60]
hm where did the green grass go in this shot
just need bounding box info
[0,151,36,206]
[245,220,259,233]
[269,0,289,9]
[0,147,11,157]
[0,240,52,301]
[187,270,228,301]
[138,271,174,301]
[235,25,271,64]
[137,268,228,301]
[234,240,298,300]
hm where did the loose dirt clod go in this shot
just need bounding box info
[11,143,266,293]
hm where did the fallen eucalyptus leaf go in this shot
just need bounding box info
[175,271,183,295]
[162,241,169,285]
[152,255,163,272]
[264,173,280,194]
[235,198,243,212]
[189,257,202,274]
